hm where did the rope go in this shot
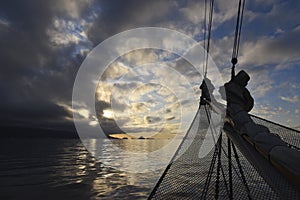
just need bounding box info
[228,138,233,199]
[236,0,246,59]
[220,158,230,198]
[204,106,253,199]
[202,0,207,76]
[231,0,246,79]
[202,0,215,78]
[203,106,233,199]
[205,105,253,199]
[220,133,255,191]
[201,135,219,199]
[204,105,217,145]
[227,2,249,198]
[215,132,223,199]
[202,105,224,199]
[232,142,252,200]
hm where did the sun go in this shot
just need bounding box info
[102,109,115,119]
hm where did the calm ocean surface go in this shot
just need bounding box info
[0,138,170,200]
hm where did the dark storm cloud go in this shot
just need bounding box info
[0,0,181,131]
[0,1,90,129]
[0,0,181,135]
[0,98,71,123]
[87,0,175,44]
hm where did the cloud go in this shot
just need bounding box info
[144,116,162,124]
[239,26,300,67]
[251,101,300,127]
[122,50,159,68]
[280,95,300,103]
[0,0,299,134]
[251,103,290,118]
[0,0,94,129]
[242,1,300,39]
[87,0,174,44]
[179,1,206,25]
[0,98,73,128]
[94,59,190,134]
[0,17,10,28]
[47,17,90,46]
[180,1,237,28]
[210,25,300,100]
[247,70,274,98]
[55,0,94,19]
[100,61,130,81]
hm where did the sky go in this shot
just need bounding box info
[0,0,299,137]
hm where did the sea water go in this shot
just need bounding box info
[0,138,170,200]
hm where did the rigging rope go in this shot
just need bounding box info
[231,0,246,79]
[202,0,215,78]
[228,138,233,199]
[203,105,252,199]
[215,132,223,199]
[232,142,252,199]
[200,136,219,199]
[202,0,207,76]
[227,2,247,196]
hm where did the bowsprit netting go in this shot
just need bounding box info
[148,105,300,199]
[250,114,300,149]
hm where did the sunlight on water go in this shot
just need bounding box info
[83,138,176,174]
[0,138,167,199]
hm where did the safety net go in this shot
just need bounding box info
[148,105,300,200]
